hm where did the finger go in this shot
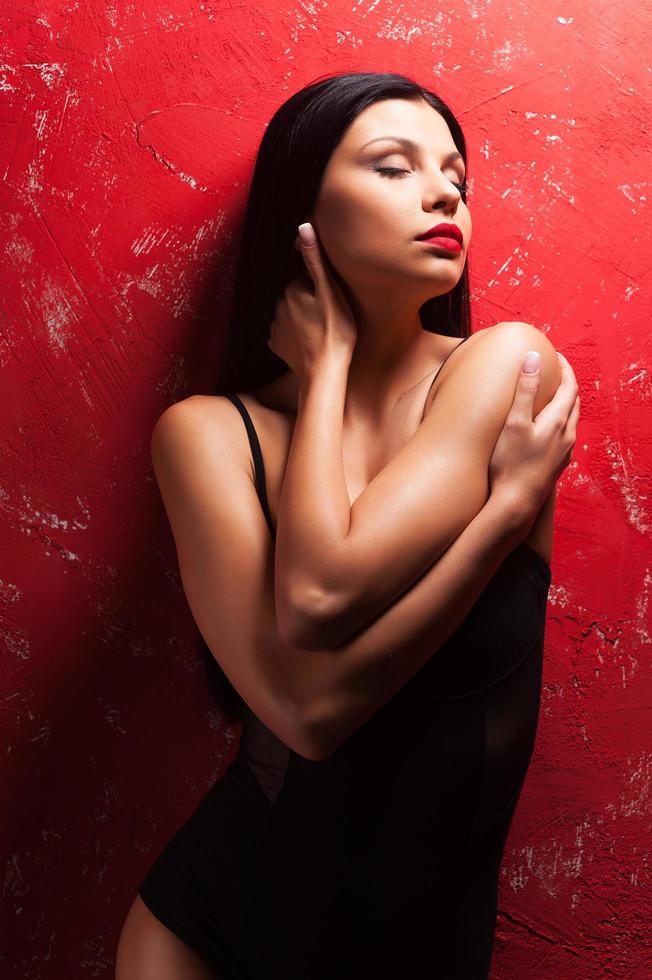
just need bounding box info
[559,448,573,476]
[508,351,541,425]
[296,222,330,296]
[534,350,579,427]
[557,352,579,398]
[565,393,580,436]
[285,277,312,304]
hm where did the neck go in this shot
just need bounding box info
[345,319,437,419]
[279,312,450,424]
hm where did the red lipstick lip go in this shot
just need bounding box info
[418,237,462,254]
[415,223,463,245]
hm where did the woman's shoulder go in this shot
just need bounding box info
[152,394,249,460]
[470,321,557,371]
[179,381,286,416]
[442,322,555,374]
[179,386,295,474]
[426,321,559,423]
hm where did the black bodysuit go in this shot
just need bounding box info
[139,341,552,978]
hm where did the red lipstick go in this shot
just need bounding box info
[415,222,463,253]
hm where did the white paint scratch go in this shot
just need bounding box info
[22,62,65,89]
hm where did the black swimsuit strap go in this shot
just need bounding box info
[423,335,471,408]
[224,393,275,539]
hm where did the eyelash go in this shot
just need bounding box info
[375,166,468,195]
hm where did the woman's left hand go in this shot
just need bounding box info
[267,222,358,382]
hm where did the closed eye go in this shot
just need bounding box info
[375,166,411,178]
[375,166,468,195]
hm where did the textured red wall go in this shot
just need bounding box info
[1,1,650,977]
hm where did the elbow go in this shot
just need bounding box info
[277,584,341,652]
[270,681,339,762]
[294,730,336,762]
[285,719,330,762]
[277,604,321,651]
[272,690,343,762]
[297,697,342,762]
[280,612,341,652]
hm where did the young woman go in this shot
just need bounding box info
[116,72,579,979]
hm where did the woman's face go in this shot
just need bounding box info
[311,97,471,305]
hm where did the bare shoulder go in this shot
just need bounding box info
[491,319,556,346]
[445,321,558,389]
[154,392,241,427]
[152,394,249,460]
[148,393,273,555]
[464,320,556,352]
[426,320,560,428]
[154,395,247,436]
[481,321,560,405]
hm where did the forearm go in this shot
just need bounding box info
[274,349,353,630]
[297,491,527,758]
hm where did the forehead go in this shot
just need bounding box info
[336,98,458,157]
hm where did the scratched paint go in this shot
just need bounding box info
[0,0,650,977]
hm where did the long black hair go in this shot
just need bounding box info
[201,70,474,722]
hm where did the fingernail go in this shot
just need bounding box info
[522,351,540,373]
[298,222,316,245]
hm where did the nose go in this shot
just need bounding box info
[423,174,462,215]
[428,188,460,216]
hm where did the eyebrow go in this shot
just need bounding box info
[359,135,465,167]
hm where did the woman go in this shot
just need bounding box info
[116,72,579,979]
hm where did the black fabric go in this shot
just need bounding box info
[139,364,552,978]
[224,393,275,538]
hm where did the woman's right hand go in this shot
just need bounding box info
[488,350,580,520]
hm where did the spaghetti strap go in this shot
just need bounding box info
[224,393,275,540]
[421,334,471,420]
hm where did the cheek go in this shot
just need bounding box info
[313,181,416,274]
[329,205,406,264]
[314,204,366,267]
[316,175,398,235]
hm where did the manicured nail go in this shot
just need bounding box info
[298,222,316,245]
[522,351,540,373]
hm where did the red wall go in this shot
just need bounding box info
[1,2,650,976]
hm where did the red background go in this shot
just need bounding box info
[1,1,651,977]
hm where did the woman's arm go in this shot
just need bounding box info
[275,321,561,649]
[297,487,532,758]
[151,396,537,760]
